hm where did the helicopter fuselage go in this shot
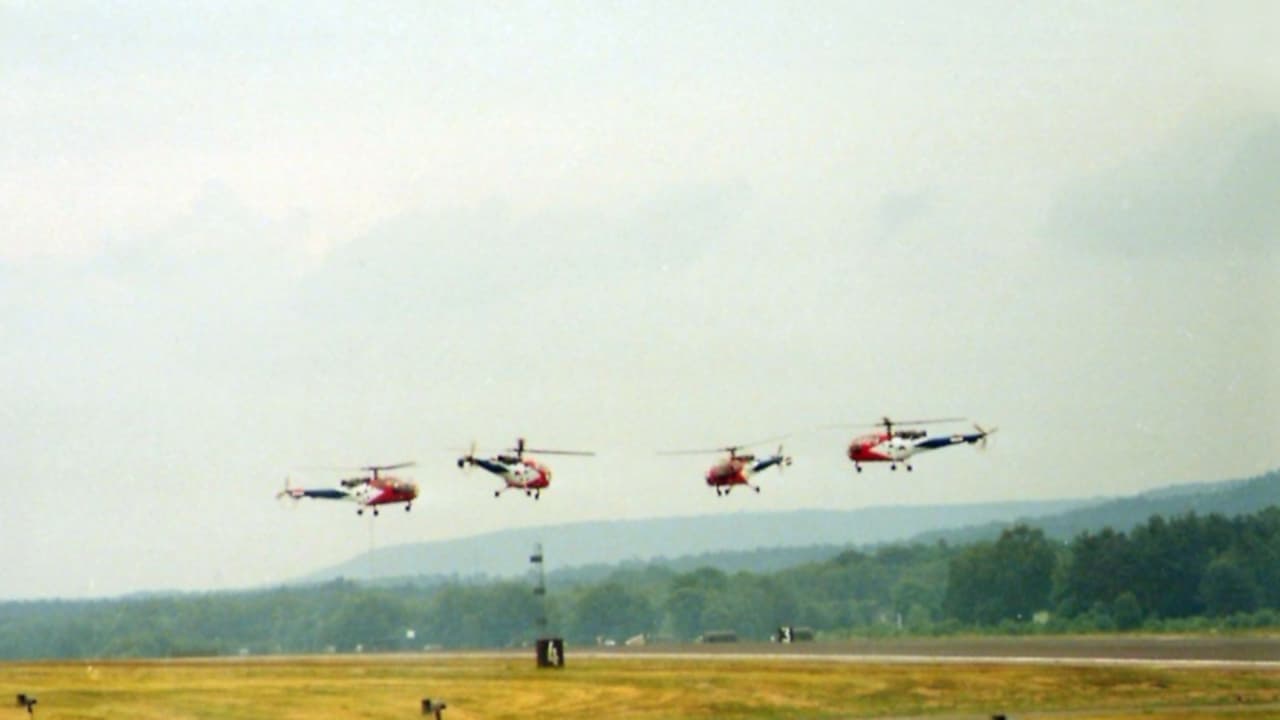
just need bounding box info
[470,457,551,492]
[848,430,987,469]
[280,473,417,515]
[705,453,790,494]
[358,477,419,507]
[459,439,592,500]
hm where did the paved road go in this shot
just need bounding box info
[573,635,1280,668]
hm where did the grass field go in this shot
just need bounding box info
[2,653,1278,719]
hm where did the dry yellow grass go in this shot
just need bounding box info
[1,653,1277,719]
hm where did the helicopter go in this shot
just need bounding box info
[844,417,996,472]
[661,438,793,496]
[276,462,418,515]
[456,438,594,499]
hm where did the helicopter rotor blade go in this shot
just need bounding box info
[875,417,965,427]
[523,449,595,457]
[506,437,594,457]
[825,417,967,429]
[658,445,750,456]
[658,434,789,457]
[362,461,415,472]
[297,461,416,474]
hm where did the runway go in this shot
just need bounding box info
[571,635,1280,669]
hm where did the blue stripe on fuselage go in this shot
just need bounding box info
[304,489,349,500]
[916,434,980,449]
[473,458,511,476]
[751,456,783,473]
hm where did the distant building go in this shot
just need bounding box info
[773,626,815,643]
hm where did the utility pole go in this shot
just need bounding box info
[530,542,564,668]
[530,542,548,635]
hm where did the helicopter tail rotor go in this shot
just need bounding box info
[276,477,302,505]
[456,440,478,471]
[974,424,999,450]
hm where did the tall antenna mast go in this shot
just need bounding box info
[530,542,564,668]
[530,542,548,634]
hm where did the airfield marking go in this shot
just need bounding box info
[571,650,1280,670]
[435,647,1280,671]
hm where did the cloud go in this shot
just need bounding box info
[870,189,938,246]
[1047,112,1280,256]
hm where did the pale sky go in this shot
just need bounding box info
[2,2,1277,600]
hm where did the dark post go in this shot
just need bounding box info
[531,542,548,634]
[530,541,565,668]
[536,637,565,668]
[420,698,446,718]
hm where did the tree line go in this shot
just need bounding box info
[2,506,1277,659]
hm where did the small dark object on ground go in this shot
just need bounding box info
[15,694,37,715]
[536,637,565,668]
[697,630,738,643]
[774,625,815,643]
[421,697,447,718]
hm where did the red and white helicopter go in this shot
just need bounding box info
[661,438,793,496]
[456,438,593,499]
[277,462,418,515]
[844,417,996,472]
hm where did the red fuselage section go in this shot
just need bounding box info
[365,477,419,506]
[847,433,893,463]
[706,458,749,488]
[503,459,551,490]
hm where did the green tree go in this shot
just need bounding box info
[1055,527,1136,617]
[943,525,1054,625]
[991,525,1055,620]
[569,582,654,642]
[664,586,707,640]
[891,578,936,620]
[1112,591,1143,630]
[325,592,409,651]
[1200,554,1261,617]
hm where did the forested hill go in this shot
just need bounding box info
[296,499,1089,585]
[912,469,1280,545]
[299,471,1279,586]
[3,474,1277,659]
[5,503,1278,660]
